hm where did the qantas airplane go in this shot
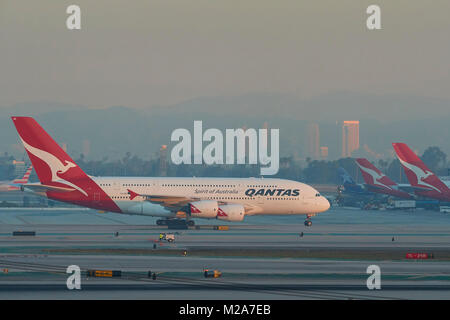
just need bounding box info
[355,158,413,199]
[0,165,33,192]
[393,143,450,202]
[11,117,330,227]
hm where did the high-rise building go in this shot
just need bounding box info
[341,121,359,158]
[307,123,320,159]
[320,146,328,159]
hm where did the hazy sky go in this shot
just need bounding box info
[1,0,449,108]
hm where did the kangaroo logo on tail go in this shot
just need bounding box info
[356,162,392,190]
[397,158,440,193]
[21,138,88,196]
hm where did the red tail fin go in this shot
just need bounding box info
[13,165,33,184]
[392,143,449,193]
[11,117,91,195]
[11,117,121,212]
[355,158,397,189]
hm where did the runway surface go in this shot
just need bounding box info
[0,207,450,299]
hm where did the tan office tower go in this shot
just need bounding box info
[341,121,359,158]
[320,146,329,159]
[307,123,320,159]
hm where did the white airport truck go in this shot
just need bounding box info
[388,200,416,210]
[440,206,450,213]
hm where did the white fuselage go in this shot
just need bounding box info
[91,177,330,218]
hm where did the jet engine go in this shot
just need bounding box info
[188,200,219,218]
[217,204,245,222]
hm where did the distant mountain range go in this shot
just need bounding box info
[1,92,449,161]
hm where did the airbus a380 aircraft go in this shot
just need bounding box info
[11,117,330,227]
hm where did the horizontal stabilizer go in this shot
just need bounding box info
[411,186,435,192]
[23,183,77,193]
[363,183,385,190]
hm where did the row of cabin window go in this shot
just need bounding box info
[162,184,237,187]
[247,185,277,188]
[111,195,298,200]
[102,183,279,188]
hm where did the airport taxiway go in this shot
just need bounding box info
[0,207,450,299]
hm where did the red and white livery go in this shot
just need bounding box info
[355,158,413,199]
[11,117,330,226]
[392,143,450,202]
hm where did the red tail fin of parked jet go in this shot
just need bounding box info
[11,117,121,212]
[392,143,450,201]
[355,158,413,199]
[12,165,33,185]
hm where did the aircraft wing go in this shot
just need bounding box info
[127,189,200,210]
[126,189,258,213]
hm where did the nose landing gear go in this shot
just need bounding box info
[304,214,314,227]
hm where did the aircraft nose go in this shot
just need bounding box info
[319,196,330,212]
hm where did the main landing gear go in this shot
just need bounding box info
[304,214,313,227]
[156,219,195,227]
